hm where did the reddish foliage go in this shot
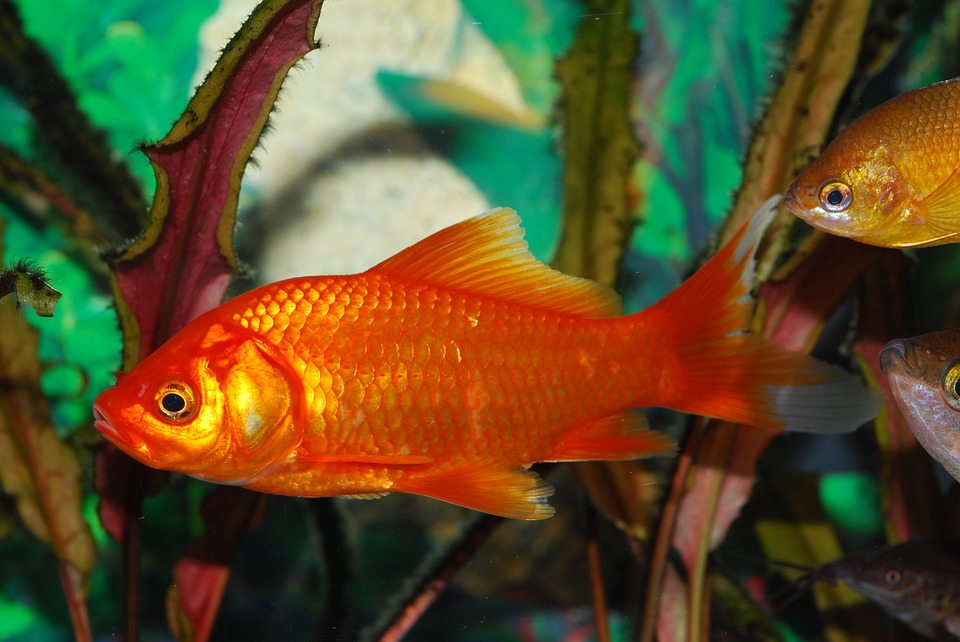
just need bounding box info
[93,1,327,639]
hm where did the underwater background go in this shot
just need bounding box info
[3,0,960,640]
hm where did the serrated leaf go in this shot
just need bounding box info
[108,0,325,367]
[97,0,327,531]
[0,0,147,242]
[93,1,328,638]
[552,0,654,542]
[722,0,873,276]
[553,0,641,287]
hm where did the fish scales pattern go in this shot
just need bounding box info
[229,275,633,469]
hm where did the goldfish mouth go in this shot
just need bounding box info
[93,404,149,453]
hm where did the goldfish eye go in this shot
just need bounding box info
[941,362,960,411]
[155,381,196,422]
[818,181,853,212]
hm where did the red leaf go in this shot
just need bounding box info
[93,1,328,638]
[166,488,268,642]
[109,0,324,367]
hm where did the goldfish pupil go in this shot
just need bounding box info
[161,393,186,414]
[826,190,844,205]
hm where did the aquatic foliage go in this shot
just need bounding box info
[2,0,960,640]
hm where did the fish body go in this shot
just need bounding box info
[785,77,960,248]
[881,331,960,483]
[94,201,879,519]
[816,539,960,640]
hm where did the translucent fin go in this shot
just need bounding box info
[368,207,621,317]
[296,453,433,465]
[393,460,556,519]
[912,168,960,247]
[344,493,390,500]
[548,412,676,461]
[647,197,881,432]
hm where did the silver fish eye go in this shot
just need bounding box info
[818,180,853,213]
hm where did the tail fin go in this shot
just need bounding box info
[647,197,880,433]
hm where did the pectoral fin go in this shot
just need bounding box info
[916,168,960,246]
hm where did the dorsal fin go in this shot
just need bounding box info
[367,208,621,317]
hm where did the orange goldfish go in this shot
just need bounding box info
[785,77,960,247]
[94,199,879,519]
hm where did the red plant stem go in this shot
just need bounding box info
[123,483,143,642]
[311,498,351,641]
[373,514,502,642]
[639,417,704,642]
[56,562,92,642]
[585,505,611,642]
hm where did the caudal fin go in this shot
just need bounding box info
[646,197,881,433]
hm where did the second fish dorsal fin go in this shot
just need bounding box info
[367,208,621,317]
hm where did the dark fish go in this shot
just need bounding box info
[786,539,960,640]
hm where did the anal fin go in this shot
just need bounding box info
[549,412,676,462]
[393,460,555,519]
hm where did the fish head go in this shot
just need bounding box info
[812,538,960,640]
[785,133,915,246]
[880,331,960,483]
[822,539,960,634]
[94,322,305,485]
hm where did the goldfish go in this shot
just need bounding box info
[881,330,960,484]
[785,77,960,248]
[94,198,879,519]
[780,539,960,639]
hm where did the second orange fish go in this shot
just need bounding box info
[786,77,960,247]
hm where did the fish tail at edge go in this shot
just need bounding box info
[639,196,880,433]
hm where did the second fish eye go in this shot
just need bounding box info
[818,181,853,212]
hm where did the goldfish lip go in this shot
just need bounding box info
[880,339,920,377]
[93,404,147,452]
[92,405,116,439]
